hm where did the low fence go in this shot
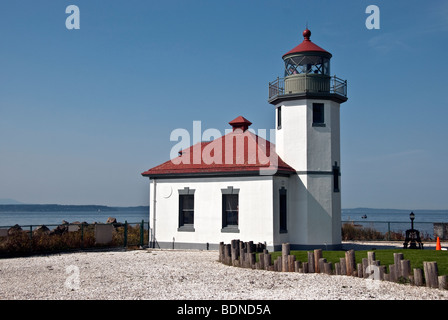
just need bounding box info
[341,220,442,241]
[0,220,149,257]
[219,240,448,290]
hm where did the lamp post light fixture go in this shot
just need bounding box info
[410,212,415,230]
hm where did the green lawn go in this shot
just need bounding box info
[267,249,448,276]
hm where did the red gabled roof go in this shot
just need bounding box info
[141,117,296,178]
[282,28,331,58]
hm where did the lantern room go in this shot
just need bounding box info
[283,28,332,77]
[268,28,347,104]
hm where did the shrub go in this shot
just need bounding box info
[0,222,148,257]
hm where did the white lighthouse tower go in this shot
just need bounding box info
[268,28,348,249]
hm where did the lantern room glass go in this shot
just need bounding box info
[284,55,330,77]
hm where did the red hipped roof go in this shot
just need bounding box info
[282,28,331,58]
[141,117,295,178]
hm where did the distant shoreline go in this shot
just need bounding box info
[0,204,149,213]
[0,204,446,214]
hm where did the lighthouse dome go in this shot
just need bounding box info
[282,28,332,59]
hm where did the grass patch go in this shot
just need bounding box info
[266,249,448,276]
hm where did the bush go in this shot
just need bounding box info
[0,222,148,257]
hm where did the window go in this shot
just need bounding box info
[178,188,195,231]
[279,187,287,233]
[312,103,325,126]
[333,162,340,193]
[277,106,282,129]
[221,187,239,233]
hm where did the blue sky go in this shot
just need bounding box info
[1,1,447,209]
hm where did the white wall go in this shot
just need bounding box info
[274,98,342,247]
[150,176,275,249]
[275,99,340,172]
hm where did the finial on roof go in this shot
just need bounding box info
[303,28,311,41]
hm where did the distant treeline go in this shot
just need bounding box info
[0,204,149,212]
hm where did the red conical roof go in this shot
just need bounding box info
[282,28,331,58]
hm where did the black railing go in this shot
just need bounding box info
[268,75,347,100]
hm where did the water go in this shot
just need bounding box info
[1,208,447,237]
[0,210,149,228]
[342,209,448,237]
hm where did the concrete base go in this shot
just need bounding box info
[153,241,342,252]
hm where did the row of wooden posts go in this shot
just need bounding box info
[218,240,448,290]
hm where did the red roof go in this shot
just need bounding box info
[141,117,296,178]
[282,28,331,58]
[228,116,252,132]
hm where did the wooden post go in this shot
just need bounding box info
[334,262,341,275]
[249,253,256,268]
[379,266,387,281]
[389,264,397,282]
[239,242,245,267]
[282,243,290,272]
[231,240,239,264]
[357,263,363,278]
[314,249,323,273]
[362,258,369,278]
[340,257,347,276]
[224,244,231,265]
[400,260,411,280]
[274,258,281,272]
[413,268,424,286]
[439,275,448,290]
[367,251,376,266]
[294,260,300,272]
[264,253,271,271]
[345,250,356,276]
[218,242,224,262]
[307,252,315,273]
[324,262,332,275]
[393,253,404,278]
[302,262,309,273]
[259,253,265,270]
[246,242,253,268]
[423,261,439,288]
[288,255,295,272]
[318,258,326,274]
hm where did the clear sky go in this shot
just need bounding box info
[1,0,447,209]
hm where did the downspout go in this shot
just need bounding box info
[152,178,157,248]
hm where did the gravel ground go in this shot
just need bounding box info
[1,248,448,300]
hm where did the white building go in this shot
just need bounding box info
[142,29,348,251]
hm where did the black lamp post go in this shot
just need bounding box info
[410,212,415,230]
[404,212,423,249]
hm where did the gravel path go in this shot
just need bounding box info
[1,249,448,300]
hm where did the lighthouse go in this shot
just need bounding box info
[142,28,348,251]
[268,28,348,248]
